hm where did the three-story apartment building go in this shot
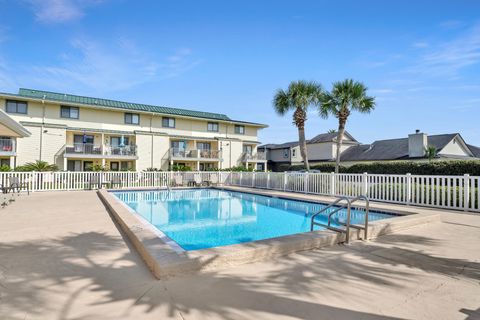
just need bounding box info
[0,88,268,171]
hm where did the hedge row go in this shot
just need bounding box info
[287,160,480,176]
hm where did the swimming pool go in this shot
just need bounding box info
[113,188,394,251]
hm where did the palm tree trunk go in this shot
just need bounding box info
[335,119,346,173]
[298,127,310,171]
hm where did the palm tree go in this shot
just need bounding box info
[23,160,58,172]
[425,145,438,161]
[273,80,322,171]
[319,79,375,173]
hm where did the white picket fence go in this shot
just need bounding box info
[227,172,480,212]
[1,171,479,212]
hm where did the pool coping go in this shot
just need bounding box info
[97,187,441,279]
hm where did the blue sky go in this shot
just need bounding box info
[0,1,479,145]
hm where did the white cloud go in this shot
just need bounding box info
[411,24,480,76]
[370,88,394,94]
[28,0,104,23]
[1,37,201,93]
[439,20,466,30]
[162,48,201,78]
[412,41,429,48]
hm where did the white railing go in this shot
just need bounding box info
[1,171,478,212]
[242,152,267,161]
[169,148,221,159]
[226,171,480,212]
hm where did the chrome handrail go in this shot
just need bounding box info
[310,196,350,231]
[310,195,370,244]
[348,195,370,240]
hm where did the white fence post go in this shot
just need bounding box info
[283,172,288,191]
[406,173,412,205]
[304,173,309,193]
[330,172,335,196]
[252,172,256,188]
[266,172,270,189]
[31,171,36,192]
[363,172,368,196]
[464,174,470,211]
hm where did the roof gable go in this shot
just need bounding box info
[260,131,358,150]
[309,131,357,144]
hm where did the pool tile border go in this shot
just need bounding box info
[97,188,441,279]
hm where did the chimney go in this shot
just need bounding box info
[408,130,427,158]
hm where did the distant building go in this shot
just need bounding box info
[259,131,359,171]
[0,88,268,171]
[260,130,480,171]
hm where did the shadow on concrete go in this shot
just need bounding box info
[460,307,480,319]
[0,231,409,320]
[1,207,479,319]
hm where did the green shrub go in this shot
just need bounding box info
[345,160,480,175]
[0,165,11,172]
[14,160,58,172]
[289,163,339,173]
[171,164,192,171]
[286,160,480,175]
[91,165,107,172]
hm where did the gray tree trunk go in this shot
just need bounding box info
[335,121,346,173]
[298,127,310,171]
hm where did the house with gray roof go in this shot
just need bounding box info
[259,131,359,171]
[340,131,479,164]
[260,130,480,171]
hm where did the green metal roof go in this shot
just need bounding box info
[17,88,232,121]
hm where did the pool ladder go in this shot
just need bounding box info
[310,195,370,244]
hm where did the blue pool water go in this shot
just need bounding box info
[113,189,394,251]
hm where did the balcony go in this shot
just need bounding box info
[65,143,102,156]
[64,143,138,159]
[242,151,266,162]
[169,148,221,161]
[104,144,137,157]
[0,138,15,156]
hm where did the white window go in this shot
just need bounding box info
[6,100,27,114]
[208,122,219,132]
[162,117,175,128]
[283,149,289,158]
[235,125,245,134]
[61,106,79,119]
[292,149,296,157]
[125,113,140,125]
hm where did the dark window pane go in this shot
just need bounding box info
[61,107,70,118]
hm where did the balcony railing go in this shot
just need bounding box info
[242,152,266,161]
[64,143,137,157]
[65,143,102,155]
[170,148,221,160]
[104,144,137,156]
[0,138,15,154]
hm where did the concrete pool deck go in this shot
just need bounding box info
[0,191,479,319]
